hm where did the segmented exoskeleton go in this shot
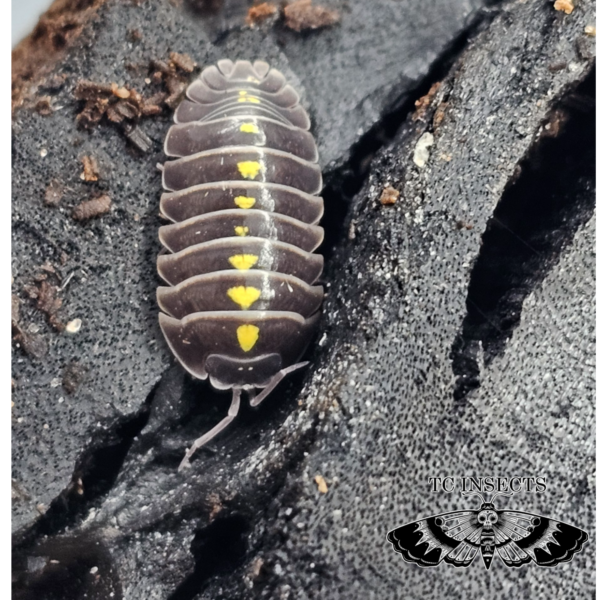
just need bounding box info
[157,60,324,469]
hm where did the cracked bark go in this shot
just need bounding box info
[12,0,595,598]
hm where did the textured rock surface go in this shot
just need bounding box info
[12,0,595,598]
[12,0,486,537]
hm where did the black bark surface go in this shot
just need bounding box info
[12,0,595,598]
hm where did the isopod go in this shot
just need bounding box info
[157,59,324,469]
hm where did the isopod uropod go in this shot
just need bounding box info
[157,59,324,469]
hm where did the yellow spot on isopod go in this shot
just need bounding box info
[237,161,263,179]
[234,226,249,236]
[234,196,256,209]
[238,91,260,103]
[227,286,261,310]
[229,254,258,270]
[237,324,259,352]
[240,122,260,134]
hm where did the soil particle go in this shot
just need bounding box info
[413,81,441,121]
[554,0,575,15]
[35,96,54,116]
[283,0,339,32]
[62,361,87,395]
[246,3,278,26]
[71,194,112,221]
[455,220,474,230]
[379,186,400,206]
[314,475,328,493]
[413,132,434,167]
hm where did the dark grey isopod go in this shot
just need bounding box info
[157,59,324,470]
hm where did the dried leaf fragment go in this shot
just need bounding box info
[80,155,99,181]
[554,0,574,14]
[246,2,278,26]
[379,186,400,206]
[284,0,339,32]
[72,194,112,221]
[169,52,196,73]
[584,25,596,36]
[413,82,441,121]
[25,279,64,331]
[123,125,153,153]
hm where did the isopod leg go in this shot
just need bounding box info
[178,387,241,471]
[249,361,310,408]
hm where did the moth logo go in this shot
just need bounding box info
[387,492,588,569]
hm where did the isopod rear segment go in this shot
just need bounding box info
[157,59,324,469]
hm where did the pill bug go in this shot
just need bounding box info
[157,59,324,469]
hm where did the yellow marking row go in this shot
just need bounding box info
[227,286,261,310]
[234,195,255,209]
[237,161,263,180]
[240,122,260,134]
[238,90,261,104]
[234,226,249,237]
[237,324,259,352]
[228,254,258,270]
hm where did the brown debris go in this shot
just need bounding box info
[80,155,99,182]
[283,0,339,32]
[456,220,474,231]
[123,125,153,153]
[554,0,574,14]
[25,280,64,331]
[74,51,195,132]
[34,96,53,116]
[432,101,449,130]
[246,3,279,26]
[379,186,400,206]
[62,362,88,394]
[9,295,46,358]
[169,52,196,73]
[548,62,567,72]
[150,54,196,108]
[540,108,569,138]
[584,25,596,36]
[12,0,110,113]
[127,28,142,42]
[44,179,64,207]
[72,194,112,221]
[413,82,441,121]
